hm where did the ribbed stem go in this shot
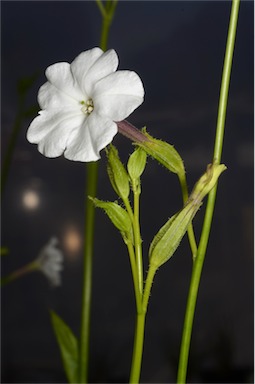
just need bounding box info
[177,1,240,382]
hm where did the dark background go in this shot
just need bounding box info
[1,1,254,383]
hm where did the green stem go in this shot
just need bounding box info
[126,239,143,313]
[178,173,198,259]
[1,260,38,286]
[79,162,99,383]
[79,2,118,382]
[99,1,118,51]
[95,0,106,18]
[133,186,143,294]
[129,312,146,384]
[129,265,157,383]
[1,94,25,197]
[177,1,240,383]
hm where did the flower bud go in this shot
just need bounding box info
[127,147,147,181]
[106,145,130,200]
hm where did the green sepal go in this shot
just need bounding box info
[90,197,133,242]
[137,128,185,178]
[106,145,130,200]
[50,310,79,384]
[127,147,147,181]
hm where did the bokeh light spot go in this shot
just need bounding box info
[63,227,82,259]
[22,190,40,210]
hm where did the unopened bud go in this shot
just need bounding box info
[127,147,147,181]
[106,145,130,200]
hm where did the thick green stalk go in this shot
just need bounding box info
[79,2,118,382]
[129,312,146,384]
[177,1,240,383]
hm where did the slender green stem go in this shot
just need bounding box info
[129,265,157,383]
[1,94,25,197]
[79,162,99,383]
[95,0,106,18]
[142,264,157,313]
[126,240,143,312]
[178,173,198,259]
[132,185,143,294]
[1,260,38,286]
[99,1,118,51]
[177,1,240,383]
[79,2,118,382]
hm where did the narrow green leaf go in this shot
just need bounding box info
[50,310,79,384]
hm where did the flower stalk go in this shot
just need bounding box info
[177,1,240,382]
[1,260,38,286]
[1,237,63,287]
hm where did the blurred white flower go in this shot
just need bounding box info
[27,47,144,162]
[36,237,64,286]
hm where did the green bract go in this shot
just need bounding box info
[189,163,227,203]
[91,197,133,242]
[149,202,200,269]
[149,163,226,269]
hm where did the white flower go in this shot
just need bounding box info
[27,47,144,162]
[36,237,64,286]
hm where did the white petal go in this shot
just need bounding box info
[38,82,79,109]
[45,62,84,101]
[64,112,118,162]
[93,71,144,121]
[71,48,118,96]
[70,48,103,95]
[27,108,85,158]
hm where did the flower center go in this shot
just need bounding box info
[80,99,94,115]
